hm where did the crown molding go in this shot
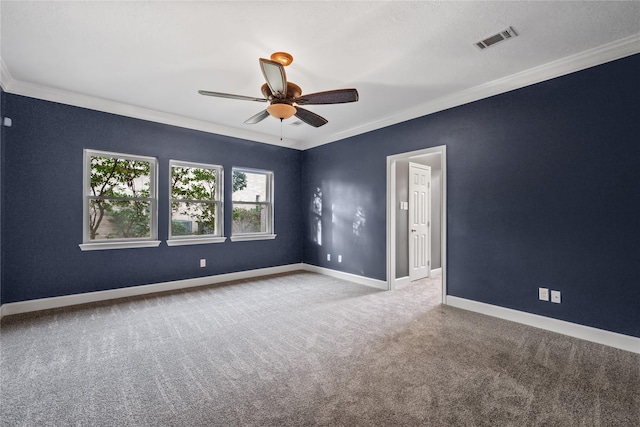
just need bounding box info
[0,62,303,149]
[3,34,639,151]
[0,57,13,92]
[299,34,640,150]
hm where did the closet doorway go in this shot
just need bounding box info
[386,145,447,303]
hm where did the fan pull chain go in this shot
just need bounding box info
[280,118,283,141]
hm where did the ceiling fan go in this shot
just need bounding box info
[198,52,359,128]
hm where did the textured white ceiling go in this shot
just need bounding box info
[1,1,639,149]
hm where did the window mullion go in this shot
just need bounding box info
[89,196,154,202]
[170,199,217,204]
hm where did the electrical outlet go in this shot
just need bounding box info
[338,255,342,263]
[327,254,331,261]
[538,288,549,301]
[200,259,206,268]
[551,290,561,304]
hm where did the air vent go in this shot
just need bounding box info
[475,27,517,50]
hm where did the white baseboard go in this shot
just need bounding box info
[446,296,640,355]
[302,264,388,290]
[0,263,389,319]
[0,264,305,318]
[394,276,411,289]
[393,269,440,289]
[4,267,635,355]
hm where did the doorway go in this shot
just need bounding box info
[386,146,447,304]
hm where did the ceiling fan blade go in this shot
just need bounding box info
[259,58,287,98]
[198,90,268,102]
[294,88,359,105]
[294,107,328,128]
[244,109,270,125]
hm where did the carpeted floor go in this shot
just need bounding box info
[1,271,638,426]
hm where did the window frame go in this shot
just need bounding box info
[79,149,160,251]
[167,160,226,246]
[230,167,276,242]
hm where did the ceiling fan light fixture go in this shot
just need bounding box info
[270,51,293,66]
[199,52,358,127]
[267,103,297,120]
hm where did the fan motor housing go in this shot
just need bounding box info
[261,82,302,100]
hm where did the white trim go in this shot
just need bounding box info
[302,264,388,290]
[387,146,447,302]
[0,57,13,91]
[393,270,441,289]
[1,263,637,355]
[394,276,411,289]
[79,240,161,251]
[84,149,157,163]
[169,159,224,240]
[446,296,640,355]
[387,159,397,291]
[82,149,159,247]
[3,36,639,151]
[231,167,275,238]
[0,60,300,149]
[298,34,640,150]
[170,159,224,170]
[0,263,385,318]
[0,264,305,318]
[166,237,226,246]
[229,234,277,242]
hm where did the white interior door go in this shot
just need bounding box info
[409,163,431,281]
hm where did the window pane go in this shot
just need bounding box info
[90,156,150,198]
[172,166,218,201]
[232,172,268,202]
[89,199,151,240]
[232,204,269,234]
[171,201,217,236]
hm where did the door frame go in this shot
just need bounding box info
[386,145,447,304]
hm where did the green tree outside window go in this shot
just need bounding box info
[169,162,248,238]
[89,156,151,240]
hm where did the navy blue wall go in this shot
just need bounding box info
[0,88,4,304]
[2,55,639,338]
[1,94,303,303]
[303,54,640,337]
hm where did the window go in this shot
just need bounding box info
[167,160,225,246]
[230,168,276,241]
[80,150,159,251]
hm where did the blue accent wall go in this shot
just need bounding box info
[303,54,640,338]
[0,88,4,305]
[2,55,638,339]
[1,94,303,303]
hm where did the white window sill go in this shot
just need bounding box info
[166,237,227,246]
[230,234,277,242]
[79,240,161,251]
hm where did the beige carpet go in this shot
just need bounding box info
[1,271,638,426]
